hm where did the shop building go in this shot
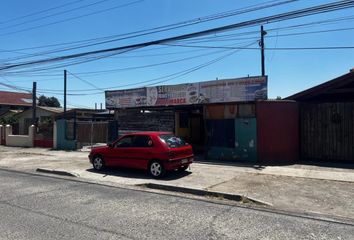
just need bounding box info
[106,76,299,164]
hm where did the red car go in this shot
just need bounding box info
[89,132,193,178]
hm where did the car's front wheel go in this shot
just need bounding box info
[92,155,105,171]
[149,160,165,178]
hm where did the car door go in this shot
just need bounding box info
[105,135,134,167]
[129,135,155,169]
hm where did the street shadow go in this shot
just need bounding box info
[86,167,192,181]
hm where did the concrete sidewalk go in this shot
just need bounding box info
[0,145,353,220]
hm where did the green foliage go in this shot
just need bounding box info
[0,115,19,125]
[38,95,61,107]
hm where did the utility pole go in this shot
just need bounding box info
[64,69,67,118]
[260,25,267,76]
[32,82,37,126]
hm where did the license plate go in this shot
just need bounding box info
[181,159,188,164]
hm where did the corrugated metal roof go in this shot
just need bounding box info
[0,91,33,106]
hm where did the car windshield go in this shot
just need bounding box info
[159,134,186,148]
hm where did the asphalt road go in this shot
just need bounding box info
[0,169,353,240]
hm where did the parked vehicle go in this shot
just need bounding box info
[89,132,193,178]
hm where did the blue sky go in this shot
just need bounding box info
[0,0,353,108]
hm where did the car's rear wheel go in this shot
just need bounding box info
[92,155,105,171]
[149,160,165,178]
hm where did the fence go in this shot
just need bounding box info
[34,122,54,148]
[300,102,354,162]
[77,121,108,145]
[54,119,118,150]
[4,125,35,147]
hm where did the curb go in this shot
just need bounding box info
[139,183,272,206]
[36,168,79,177]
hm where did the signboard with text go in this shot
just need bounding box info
[146,83,199,106]
[105,88,146,109]
[105,76,267,109]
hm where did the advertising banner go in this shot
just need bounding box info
[105,76,267,109]
[146,83,199,106]
[105,88,146,109]
[199,76,267,103]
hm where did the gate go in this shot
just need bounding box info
[301,102,354,162]
[34,122,54,148]
[76,120,118,147]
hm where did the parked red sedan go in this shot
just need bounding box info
[89,132,193,178]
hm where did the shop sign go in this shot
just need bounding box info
[146,83,199,106]
[105,76,267,109]
[199,76,267,103]
[105,88,146,108]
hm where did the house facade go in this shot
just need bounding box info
[15,106,63,135]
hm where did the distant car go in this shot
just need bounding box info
[89,132,193,178]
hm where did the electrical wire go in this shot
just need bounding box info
[0,0,113,31]
[0,0,297,63]
[0,0,85,25]
[1,41,256,95]
[67,70,103,90]
[161,43,354,50]
[1,0,353,72]
[0,0,144,37]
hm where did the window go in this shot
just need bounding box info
[133,135,153,147]
[159,134,186,148]
[115,136,134,148]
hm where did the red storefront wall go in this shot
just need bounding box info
[256,101,299,164]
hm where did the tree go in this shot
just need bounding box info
[38,95,61,107]
[0,115,19,125]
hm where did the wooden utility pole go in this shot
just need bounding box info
[64,70,67,118]
[260,25,267,76]
[32,82,37,126]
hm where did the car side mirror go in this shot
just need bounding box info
[108,143,113,148]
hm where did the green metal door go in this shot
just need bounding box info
[235,118,257,162]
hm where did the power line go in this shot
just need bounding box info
[2,0,353,72]
[161,43,354,50]
[67,70,103,90]
[0,0,144,37]
[0,0,113,31]
[0,0,85,25]
[0,0,297,63]
[1,41,256,94]
[175,14,354,44]
[3,23,354,78]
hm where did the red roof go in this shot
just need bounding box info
[0,90,33,106]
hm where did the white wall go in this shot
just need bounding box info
[5,125,35,147]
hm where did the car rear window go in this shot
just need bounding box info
[159,134,186,148]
